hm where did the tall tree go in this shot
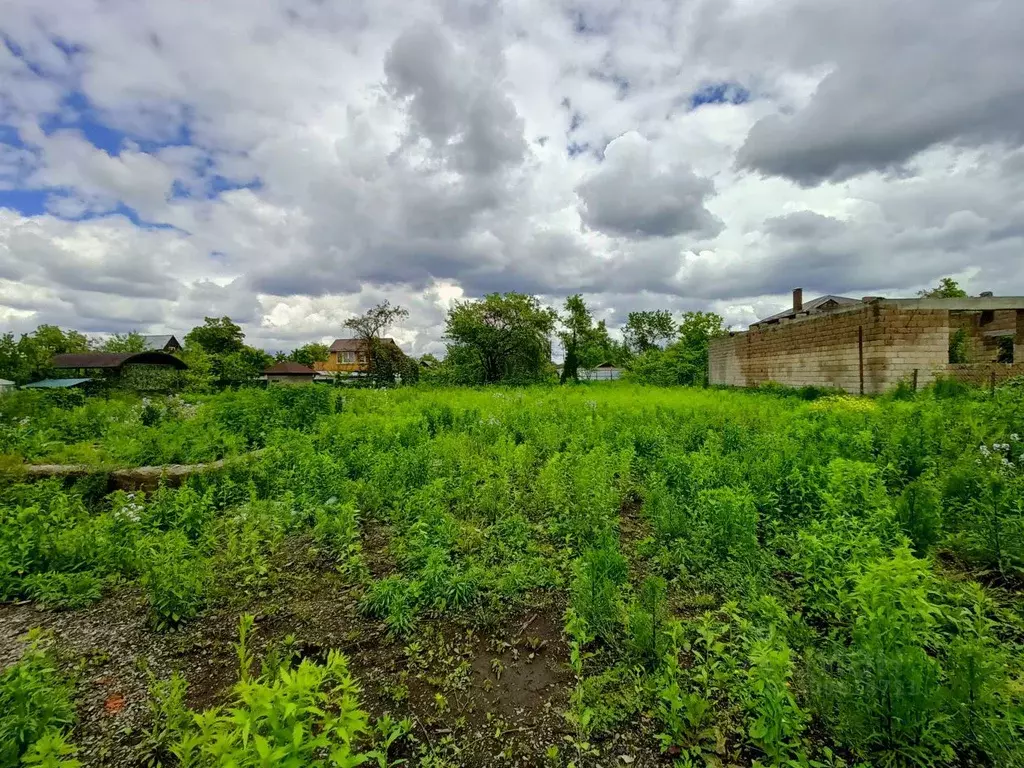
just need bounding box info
[918,277,968,298]
[184,317,246,355]
[445,292,557,384]
[288,342,329,369]
[674,311,726,386]
[343,301,412,385]
[99,331,148,353]
[623,310,676,354]
[559,294,594,383]
[585,320,630,368]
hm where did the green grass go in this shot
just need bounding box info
[2,381,1024,766]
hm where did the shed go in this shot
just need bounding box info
[0,378,16,393]
[23,378,94,389]
[264,361,316,385]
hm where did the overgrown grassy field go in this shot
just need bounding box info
[1,383,1023,767]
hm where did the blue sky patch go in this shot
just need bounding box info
[0,189,49,216]
[689,82,751,109]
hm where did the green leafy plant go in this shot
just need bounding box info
[139,671,191,768]
[569,542,627,644]
[833,549,949,766]
[744,633,807,763]
[0,631,77,768]
[626,575,670,668]
[23,571,103,610]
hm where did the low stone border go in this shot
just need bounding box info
[5,451,262,492]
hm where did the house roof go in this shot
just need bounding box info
[23,378,94,389]
[751,294,861,326]
[141,334,180,350]
[264,361,316,375]
[51,352,189,370]
[329,337,402,353]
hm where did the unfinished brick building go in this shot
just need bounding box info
[708,289,1024,394]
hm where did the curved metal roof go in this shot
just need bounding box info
[51,352,189,370]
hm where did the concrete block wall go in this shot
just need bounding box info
[709,303,950,394]
[950,309,1018,362]
[1017,310,1024,364]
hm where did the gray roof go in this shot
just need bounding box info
[141,335,180,351]
[23,378,93,389]
[752,294,860,326]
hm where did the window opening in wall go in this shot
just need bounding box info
[341,351,357,363]
[948,328,969,364]
[997,336,1014,364]
[981,309,995,325]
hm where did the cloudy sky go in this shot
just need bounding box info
[2,0,1023,355]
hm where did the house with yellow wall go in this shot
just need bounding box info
[314,338,405,374]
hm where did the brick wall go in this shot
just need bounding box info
[709,302,950,394]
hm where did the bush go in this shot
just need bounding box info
[833,549,948,764]
[23,571,103,610]
[138,532,212,630]
[894,475,943,555]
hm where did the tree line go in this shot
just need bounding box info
[0,292,726,388]
[430,292,726,386]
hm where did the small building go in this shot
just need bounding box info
[141,335,183,353]
[709,289,1024,394]
[316,338,406,374]
[0,378,17,393]
[52,352,188,374]
[580,362,622,381]
[264,361,316,385]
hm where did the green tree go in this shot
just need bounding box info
[623,310,676,354]
[444,292,557,384]
[343,301,412,386]
[559,294,594,383]
[626,311,725,386]
[178,345,216,392]
[99,331,148,353]
[918,277,968,298]
[288,342,329,369]
[0,325,89,384]
[218,346,272,388]
[184,317,245,355]
[586,320,630,367]
[674,311,726,386]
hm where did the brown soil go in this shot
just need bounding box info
[0,536,594,767]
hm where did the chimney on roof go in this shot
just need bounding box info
[979,291,993,297]
[792,288,803,313]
